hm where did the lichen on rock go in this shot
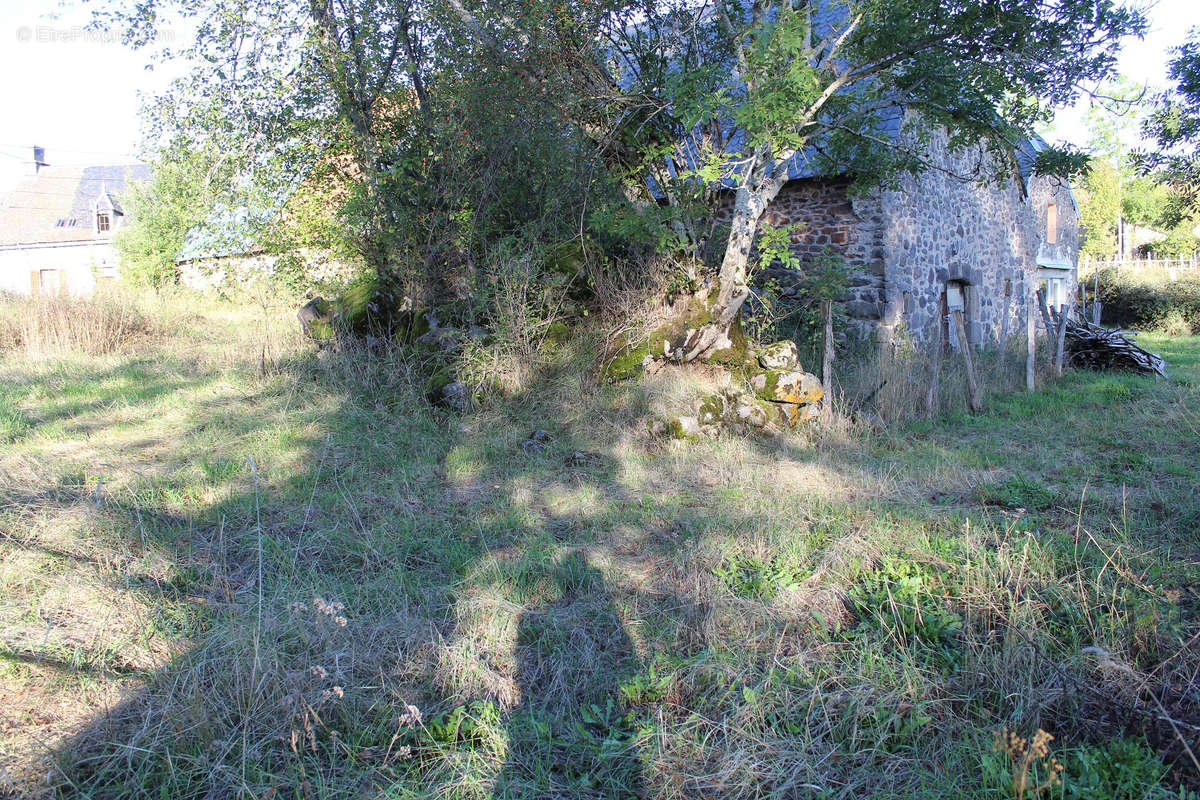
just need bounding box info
[757,340,800,371]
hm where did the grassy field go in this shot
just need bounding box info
[1,291,1198,799]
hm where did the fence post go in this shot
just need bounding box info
[821,298,833,425]
[999,277,1012,378]
[1054,304,1068,377]
[924,316,941,419]
[1026,300,1036,391]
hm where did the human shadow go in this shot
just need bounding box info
[494,551,644,799]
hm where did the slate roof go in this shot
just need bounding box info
[0,164,151,247]
[176,203,275,262]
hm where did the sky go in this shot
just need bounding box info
[0,0,182,192]
[0,0,1195,197]
[1045,0,1198,149]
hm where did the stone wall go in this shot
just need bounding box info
[740,120,1079,349]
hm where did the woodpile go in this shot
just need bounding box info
[1063,318,1167,377]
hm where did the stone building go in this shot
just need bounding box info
[0,147,150,295]
[736,120,1079,349]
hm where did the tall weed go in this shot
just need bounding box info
[0,289,156,357]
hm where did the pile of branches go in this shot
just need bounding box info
[1064,318,1168,377]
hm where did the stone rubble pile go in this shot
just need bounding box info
[653,339,824,439]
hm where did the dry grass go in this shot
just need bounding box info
[0,290,160,357]
[0,289,1197,799]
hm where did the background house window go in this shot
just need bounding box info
[97,212,110,232]
[1046,203,1058,244]
[1039,277,1066,310]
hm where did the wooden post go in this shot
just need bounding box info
[1026,300,1036,391]
[924,315,941,419]
[821,298,833,425]
[1054,304,1069,377]
[1092,270,1101,325]
[1035,288,1055,337]
[951,310,982,413]
[999,278,1012,378]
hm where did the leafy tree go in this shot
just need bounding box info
[456,0,1145,360]
[1121,176,1172,228]
[103,0,1146,362]
[100,0,440,306]
[102,0,616,326]
[1078,160,1121,259]
[1137,28,1200,225]
[115,144,234,287]
[1081,76,1149,169]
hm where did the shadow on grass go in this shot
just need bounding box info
[2,334,1197,798]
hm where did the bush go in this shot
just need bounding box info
[1093,268,1200,334]
[0,290,155,357]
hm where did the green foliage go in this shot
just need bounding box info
[980,474,1056,511]
[115,145,232,287]
[618,657,677,706]
[756,223,802,273]
[713,553,807,599]
[1121,176,1173,228]
[1063,739,1171,799]
[1094,268,1200,333]
[1079,161,1122,259]
[847,558,962,670]
[1082,76,1150,167]
[1137,31,1200,223]
[424,700,502,745]
[766,248,851,356]
[1141,226,1200,258]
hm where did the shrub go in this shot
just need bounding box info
[1093,267,1200,333]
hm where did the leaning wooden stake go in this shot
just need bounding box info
[951,310,983,413]
[924,316,942,419]
[1026,300,1036,391]
[1054,304,1069,377]
[1036,288,1055,337]
[821,298,834,425]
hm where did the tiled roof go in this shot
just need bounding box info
[0,164,151,246]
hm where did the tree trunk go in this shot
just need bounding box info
[681,170,783,362]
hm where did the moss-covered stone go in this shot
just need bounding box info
[709,314,753,365]
[425,367,455,401]
[698,394,726,425]
[307,319,335,342]
[544,320,571,346]
[669,416,701,440]
[602,342,651,383]
[547,240,587,277]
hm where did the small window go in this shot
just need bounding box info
[68,218,76,227]
[1046,203,1058,245]
[97,212,110,232]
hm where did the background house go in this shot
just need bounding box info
[0,147,150,295]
